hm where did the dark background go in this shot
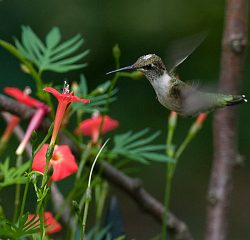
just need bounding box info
[0,0,249,239]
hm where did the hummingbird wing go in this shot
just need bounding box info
[181,86,212,116]
[165,31,208,74]
[181,86,246,116]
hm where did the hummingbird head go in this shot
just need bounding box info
[106,54,167,81]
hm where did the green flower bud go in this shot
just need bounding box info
[112,44,121,60]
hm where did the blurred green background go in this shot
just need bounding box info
[0,0,249,239]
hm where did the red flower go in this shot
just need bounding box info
[27,212,62,235]
[1,114,20,143]
[168,111,177,128]
[189,112,208,135]
[16,105,50,155]
[195,113,208,125]
[32,144,78,181]
[75,114,119,143]
[4,87,50,155]
[44,84,89,145]
[4,87,44,108]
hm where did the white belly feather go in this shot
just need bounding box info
[150,73,172,108]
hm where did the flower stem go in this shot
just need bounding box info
[0,140,7,155]
[13,155,22,222]
[20,124,53,219]
[81,139,109,239]
[162,173,172,240]
[81,188,91,240]
[162,113,207,239]
[162,112,177,240]
[19,173,30,217]
[36,142,54,239]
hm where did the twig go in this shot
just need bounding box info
[100,161,193,240]
[0,93,193,240]
[205,1,248,240]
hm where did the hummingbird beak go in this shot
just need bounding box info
[106,65,136,75]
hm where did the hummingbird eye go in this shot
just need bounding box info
[143,64,154,71]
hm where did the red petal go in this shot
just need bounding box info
[50,145,78,181]
[44,87,89,104]
[195,113,208,125]
[77,115,119,136]
[44,212,62,234]
[27,212,62,235]
[101,116,119,133]
[70,95,90,103]
[32,144,78,181]
[4,87,43,108]
[43,87,61,99]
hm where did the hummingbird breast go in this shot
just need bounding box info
[148,72,183,113]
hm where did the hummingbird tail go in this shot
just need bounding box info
[225,94,247,106]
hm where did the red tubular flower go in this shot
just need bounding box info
[1,114,20,143]
[32,144,78,181]
[195,112,208,125]
[16,105,50,155]
[27,212,62,235]
[4,87,44,108]
[44,83,89,146]
[74,114,119,143]
[168,111,177,128]
[4,87,50,155]
[189,112,208,135]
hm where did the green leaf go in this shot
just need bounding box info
[78,74,88,96]
[14,26,89,73]
[50,37,84,62]
[112,129,175,164]
[0,213,40,238]
[0,158,29,189]
[71,79,118,114]
[46,27,61,49]
[0,39,27,63]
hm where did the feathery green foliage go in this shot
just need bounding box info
[0,158,29,189]
[14,26,89,73]
[0,213,40,239]
[72,75,117,113]
[112,128,174,164]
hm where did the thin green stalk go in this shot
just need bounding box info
[76,110,84,144]
[175,134,193,160]
[0,140,7,155]
[162,114,206,240]
[81,139,109,239]
[162,112,177,240]
[28,65,55,118]
[36,145,54,240]
[40,144,54,189]
[55,143,91,221]
[162,173,172,240]
[81,188,91,240]
[76,143,92,179]
[13,155,22,222]
[170,129,199,176]
[20,125,53,218]
[20,177,30,217]
[20,157,34,219]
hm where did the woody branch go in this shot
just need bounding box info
[0,93,193,240]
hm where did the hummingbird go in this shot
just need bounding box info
[106,54,247,116]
